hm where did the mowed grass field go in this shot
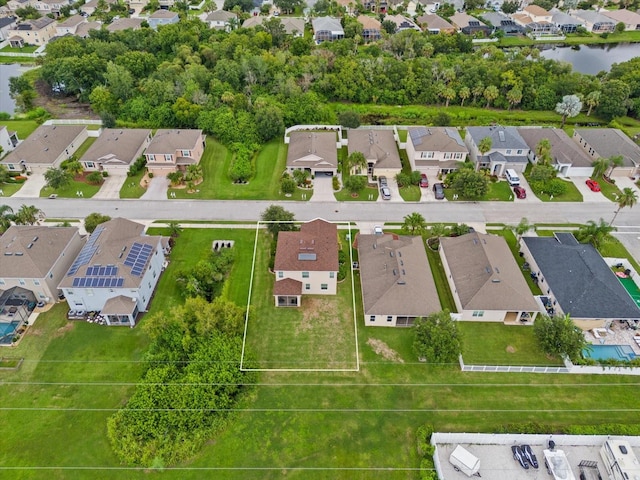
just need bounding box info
[244,229,357,370]
[1,227,640,479]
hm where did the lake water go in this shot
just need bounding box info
[539,43,640,74]
[0,63,34,115]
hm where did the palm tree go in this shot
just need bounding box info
[591,158,610,179]
[512,217,533,241]
[402,212,427,234]
[576,218,615,249]
[506,87,522,111]
[606,155,624,179]
[478,137,492,161]
[167,220,182,238]
[483,85,499,108]
[61,159,83,177]
[441,87,456,108]
[0,165,10,184]
[14,204,42,225]
[185,164,203,183]
[555,94,582,128]
[585,91,600,116]
[611,188,638,226]
[0,204,14,233]
[459,86,470,107]
[345,152,367,175]
[44,167,73,190]
[535,139,552,165]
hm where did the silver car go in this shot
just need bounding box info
[381,187,391,200]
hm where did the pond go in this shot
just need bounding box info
[539,42,640,74]
[0,63,34,115]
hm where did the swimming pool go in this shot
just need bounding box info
[0,321,20,345]
[584,344,637,361]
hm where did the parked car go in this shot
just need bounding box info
[373,225,383,235]
[419,173,429,188]
[433,183,445,200]
[586,179,601,192]
[381,187,391,200]
[512,445,529,469]
[379,176,388,187]
[513,186,526,199]
[521,445,538,469]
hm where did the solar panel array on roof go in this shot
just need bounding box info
[469,21,480,26]
[72,277,124,288]
[124,242,153,276]
[86,265,118,276]
[67,226,105,276]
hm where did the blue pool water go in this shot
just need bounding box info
[584,344,637,361]
[0,321,20,345]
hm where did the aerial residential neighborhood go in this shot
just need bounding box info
[2,0,640,476]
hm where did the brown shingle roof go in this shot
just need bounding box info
[409,127,468,153]
[357,15,381,30]
[1,125,86,166]
[80,128,151,166]
[357,234,441,316]
[517,127,592,168]
[102,295,137,315]
[146,129,202,155]
[416,14,454,31]
[106,17,143,32]
[273,278,303,295]
[274,219,338,272]
[0,225,79,278]
[440,232,538,312]
[348,129,400,170]
[287,131,338,170]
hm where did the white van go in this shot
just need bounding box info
[449,445,481,477]
[505,169,520,186]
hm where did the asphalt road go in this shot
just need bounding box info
[2,196,639,227]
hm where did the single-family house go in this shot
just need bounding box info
[347,129,401,178]
[384,14,421,32]
[512,11,558,35]
[449,12,492,36]
[312,16,344,43]
[569,10,615,33]
[242,16,305,36]
[148,10,179,29]
[144,129,205,176]
[416,14,455,34]
[517,127,594,177]
[0,225,84,303]
[128,0,150,14]
[439,232,539,323]
[5,0,29,14]
[56,14,87,36]
[0,16,18,41]
[361,0,389,13]
[520,233,640,329]
[80,0,117,15]
[0,287,37,344]
[482,11,526,36]
[286,131,338,177]
[600,9,640,31]
[33,0,71,18]
[465,125,530,176]
[572,128,640,178]
[75,21,101,38]
[106,18,144,32]
[7,17,57,47]
[0,125,88,174]
[550,7,583,33]
[522,4,553,23]
[406,127,468,176]
[273,218,338,307]
[357,233,441,327]
[0,126,19,156]
[80,128,152,175]
[59,218,169,326]
[407,0,439,16]
[357,15,382,42]
[205,10,237,31]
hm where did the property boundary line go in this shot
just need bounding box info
[240,220,359,372]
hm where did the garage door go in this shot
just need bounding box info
[316,171,334,176]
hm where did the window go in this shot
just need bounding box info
[33,280,40,286]
[329,272,334,279]
[455,153,463,159]
[0,279,4,285]
[164,154,173,162]
[181,150,191,157]
[278,272,283,278]
[85,162,94,168]
[19,279,25,286]
[472,311,484,317]
[387,315,393,322]
[305,284,310,290]
[506,149,512,155]
[321,284,328,290]
[302,272,309,278]
[517,149,523,154]
[370,315,375,322]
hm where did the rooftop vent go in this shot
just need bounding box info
[485,267,491,274]
[389,251,395,257]
[495,267,500,274]
[32,236,38,242]
[27,243,33,249]
[492,278,500,283]
[4,252,12,256]
[397,279,406,285]
[15,252,23,256]
[392,269,397,276]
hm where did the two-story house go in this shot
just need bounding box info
[148,10,180,29]
[0,16,18,41]
[144,129,205,176]
[347,128,401,178]
[59,218,169,326]
[465,125,530,176]
[0,126,19,156]
[357,15,382,42]
[7,17,56,47]
[33,0,72,18]
[56,14,87,36]
[273,219,339,307]
[205,10,237,31]
[406,127,468,177]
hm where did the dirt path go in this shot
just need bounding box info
[34,79,99,120]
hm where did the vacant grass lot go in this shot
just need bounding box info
[444,179,514,201]
[3,227,640,479]
[244,230,357,370]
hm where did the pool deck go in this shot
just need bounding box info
[584,320,640,355]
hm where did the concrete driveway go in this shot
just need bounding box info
[378,177,403,203]
[15,173,46,198]
[93,175,127,200]
[509,176,541,203]
[141,176,169,200]
[614,176,640,195]
[571,176,611,203]
[310,175,335,202]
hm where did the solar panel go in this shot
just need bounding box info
[116,278,124,287]
[124,242,153,276]
[67,227,105,276]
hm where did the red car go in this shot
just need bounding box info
[586,179,601,192]
[419,173,429,188]
[513,186,526,199]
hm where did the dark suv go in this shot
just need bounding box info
[433,183,445,200]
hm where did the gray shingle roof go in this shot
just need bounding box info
[287,131,338,170]
[574,128,640,167]
[312,16,343,32]
[80,129,151,166]
[522,234,640,320]
[357,233,441,316]
[146,129,202,155]
[518,127,593,168]
[466,126,529,151]
[0,125,86,166]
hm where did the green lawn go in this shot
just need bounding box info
[118,170,147,199]
[487,228,543,295]
[0,180,25,196]
[459,322,563,366]
[0,45,39,53]
[40,178,102,198]
[168,139,300,200]
[524,174,584,202]
[244,230,358,370]
[592,174,621,202]
[0,120,39,138]
[399,185,421,201]
[4,227,640,479]
[0,56,36,64]
[72,137,96,159]
[599,235,640,275]
[443,179,514,201]
[425,242,457,312]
